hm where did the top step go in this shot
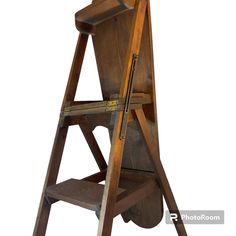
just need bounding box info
[75,0,136,27]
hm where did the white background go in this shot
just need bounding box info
[0,0,235,235]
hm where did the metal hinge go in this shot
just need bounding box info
[106,100,118,112]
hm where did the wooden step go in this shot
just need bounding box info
[75,0,135,26]
[46,179,125,211]
[63,93,152,117]
[45,169,159,217]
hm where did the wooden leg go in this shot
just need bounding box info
[97,1,147,235]
[135,108,188,236]
[97,112,126,236]
[79,118,107,170]
[33,34,88,236]
[33,127,68,236]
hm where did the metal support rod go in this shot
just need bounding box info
[120,54,138,139]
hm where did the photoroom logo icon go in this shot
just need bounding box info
[170,213,179,222]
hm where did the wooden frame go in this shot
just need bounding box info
[33,1,187,235]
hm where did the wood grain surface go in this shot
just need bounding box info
[92,1,163,228]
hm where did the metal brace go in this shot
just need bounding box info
[120,54,139,139]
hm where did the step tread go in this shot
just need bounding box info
[46,179,125,211]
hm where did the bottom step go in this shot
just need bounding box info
[46,179,125,211]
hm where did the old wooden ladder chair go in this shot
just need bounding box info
[33,0,188,235]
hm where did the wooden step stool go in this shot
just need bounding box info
[33,1,188,235]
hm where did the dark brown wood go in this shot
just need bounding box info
[70,93,151,108]
[79,116,108,170]
[67,113,112,128]
[96,1,147,235]
[119,168,163,228]
[46,179,124,211]
[75,0,135,26]
[63,94,151,117]
[82,170,107,183]
[135,108,187,236]
[62,34,89,106]
[64,103,142,116]
[45,170,159,217]
[114,179,158,217]
[120,168,156,181]
[33,33,88,236]
[92,0,164,228]
[34,0,188,235]
[75,21,96,35]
